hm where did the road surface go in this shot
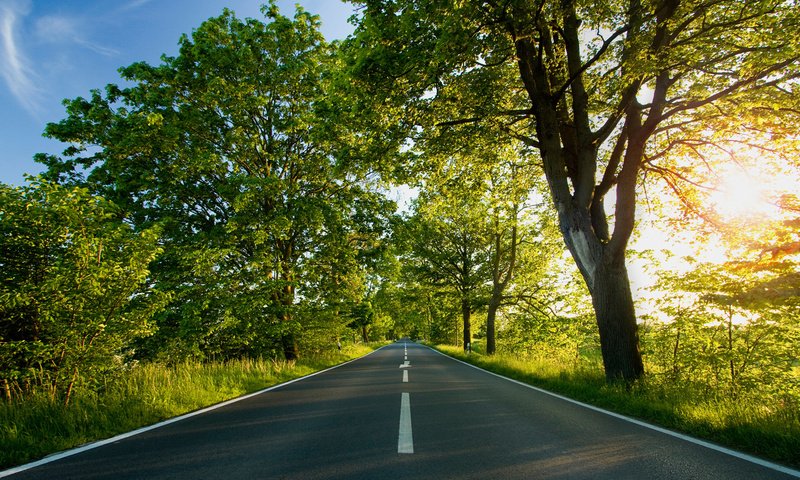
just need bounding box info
[3,342,798,479]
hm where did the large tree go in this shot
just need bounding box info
[346,0,800,381]
[38,3,392,361]
[399,188,490,350]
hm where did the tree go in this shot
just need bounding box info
[37,3,392,361]
[399,189,490,350]
[0,180,164,404]
[346,0,800,381]
[482,158,548,355]
[644,259,799,399]
[349,301,375,342]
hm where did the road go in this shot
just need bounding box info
[3,342,798,479]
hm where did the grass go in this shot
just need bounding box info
[434,344,800,469]
[0,343,379,470]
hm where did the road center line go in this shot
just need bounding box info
[398,392,414,454]
[402,370,408,383]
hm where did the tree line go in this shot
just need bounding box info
[1,0,798,404]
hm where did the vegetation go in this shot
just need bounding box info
[35,4,393,366]
[0,180,166,406]
[345,0,800,381]
[0,344,376,470]
[1,0,798,470]
[435,343,800,467]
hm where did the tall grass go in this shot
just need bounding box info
[0,344,377,470]
[436,344,800,468]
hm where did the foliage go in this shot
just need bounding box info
[437,344,800,468]
[36,3,393,362]
[0,180,165,404]
[397,189,491,348]
[0,343,377,469]
[642,259,800,400]
[348,301,375,342]
[346,0,800,381]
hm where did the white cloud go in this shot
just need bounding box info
[121,0,155,11]
[0,0,43,115]
[35,15,119,57]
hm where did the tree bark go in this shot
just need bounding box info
[278,242,299,361]
[281,324,299,361]
[462,297,471,351]
[486,215,517,355]
[591,259,644,382]
[278,280,298,361]
[64,366,79,406]
[512,37,646,382]
[486,294,500,354]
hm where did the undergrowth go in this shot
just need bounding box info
[0,344,377,470]
[436,344,800,468]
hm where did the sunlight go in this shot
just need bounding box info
[707,165,776,221]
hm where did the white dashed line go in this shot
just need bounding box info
[398,392,414,454]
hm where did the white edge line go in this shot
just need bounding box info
[0,346,388,478]
[427,346,800,478]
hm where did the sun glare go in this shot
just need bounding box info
[707,166,776,222]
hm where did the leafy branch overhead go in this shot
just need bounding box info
[2,0,797,409]
[345,0,800,381]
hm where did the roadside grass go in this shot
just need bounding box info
[435,344,800,468]
[0,343,379,470]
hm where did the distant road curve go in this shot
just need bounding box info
[3,342,798,479]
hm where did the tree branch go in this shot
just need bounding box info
[435,108,533,127]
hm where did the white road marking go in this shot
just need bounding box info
[403,370,409,383]
[0,347,391,479]
[430,347,800,479]
[398,392,414,454]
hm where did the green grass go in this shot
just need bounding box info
[0,343,379,470]
[435,344,800,468]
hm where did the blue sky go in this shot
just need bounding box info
[0,0,357,185]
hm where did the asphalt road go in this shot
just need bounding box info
[3,342,798,479]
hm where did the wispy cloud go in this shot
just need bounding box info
[121,0,155,11]
[35,15,119,57]
[0,0,43,115]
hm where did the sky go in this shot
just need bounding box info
[0,0,358,186]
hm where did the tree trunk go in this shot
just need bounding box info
[64,366,79,406]
[279,284,299,361]
[591,259,644,382]
[276,245,299,361]
[512,12,648,384]
[672,328,681,378]
[462,297,471,351]
[281,326,299,361]
[486,294,501,355]
[486,215,517,356]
